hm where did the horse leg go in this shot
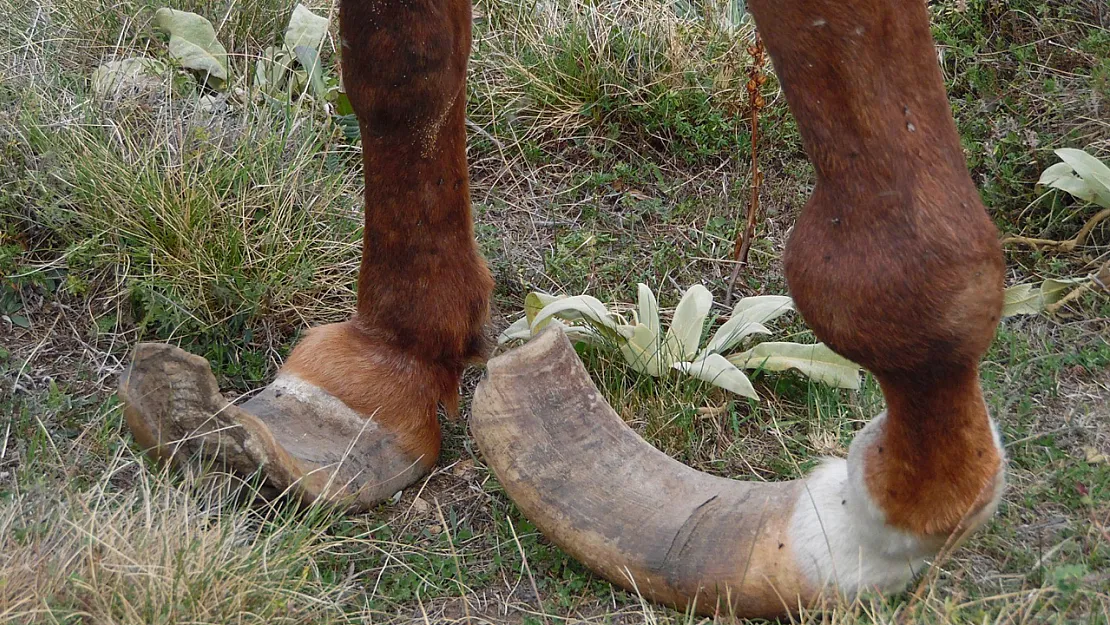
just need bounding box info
[748,0,1007,537]
[120,0,490,510]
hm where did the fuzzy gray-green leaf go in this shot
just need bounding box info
[293,45,329,99]
[675,353,758,399]
[154,8,229,82]
[728,342,861,390]
[284,4,330,54]
[1055,148,1110,209]
[91,58,167,98]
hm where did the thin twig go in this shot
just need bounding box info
[507,516,549,625]
[1001,207,1110,252]
[1044,258,1110,316]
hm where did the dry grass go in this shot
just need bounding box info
[1,465,357,623]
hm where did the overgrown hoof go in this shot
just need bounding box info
[118,342,432,511]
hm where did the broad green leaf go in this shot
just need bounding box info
[289,69,308,93]
[1055,148,1110,208]
[619,323,665,376]
[1048,176,1102,206]
[154,8,229,82]
[1001,278,1084,317]
[729,342,861,390]
[499,315,600,346]
[293,45,329,99]
[673,0,697,20]
[717,0,748,33]
[636,283,661,339]
[284,4,330,53]
[1042,277,1084,299]
[1038,162,1099,205]
[531,295,626,339]
[542,319,602,345]
[335,92,355,116]
[620,283,662,372]
[703,320,770,355]
[559,321,603,345]
[663,284,712,362]
[703,295,791,355]
[674,354,758,399]
[731,295,794,325]
[1001,283,1041,317]
[525,292,564,324]
[1038,161,1075,186]
[497,316,531,344]
[91,58,166,98]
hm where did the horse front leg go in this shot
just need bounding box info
[748,0,1006,539]
[121,0,491,509]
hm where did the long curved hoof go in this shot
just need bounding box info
[118,343,432,511]
[471,325,1001,619]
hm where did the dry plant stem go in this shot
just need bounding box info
[1044,259,1110,316]
[1000,207,1110,252]
[725,33,766,307]
[1045,281,1093,316]
[1094,259,1110,291]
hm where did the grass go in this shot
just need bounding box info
[2,0,1109,622]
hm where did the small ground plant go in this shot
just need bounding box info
[500,284,860,398]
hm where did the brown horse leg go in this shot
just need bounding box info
[747,0,1006,537]
[275,0,492,491]
[120,0,490,510]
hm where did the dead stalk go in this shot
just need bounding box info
[1000,207,1110,253]
[725,33,766,307]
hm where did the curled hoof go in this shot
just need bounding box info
[118,334,438,511]
[471,325,1004,619]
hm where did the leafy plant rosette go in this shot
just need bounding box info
[498,284,862,399]
[91,5,345,107]
[1039,148,1110,210]
[253,4,338,103]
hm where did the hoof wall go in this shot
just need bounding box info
[118,343,429,511]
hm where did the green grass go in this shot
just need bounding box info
[2,0,1109,622]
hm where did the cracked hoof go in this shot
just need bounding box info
[119,340,435,511]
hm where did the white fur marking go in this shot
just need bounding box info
[789,411,1006,597]
[789,458,931,596]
